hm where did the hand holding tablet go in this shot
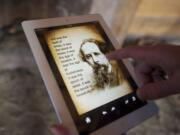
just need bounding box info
[22,14,158,135]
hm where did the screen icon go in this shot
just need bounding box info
[132,96,136,101]
[85,117,91,124]
[102,111,108,115]
[111,106,116,112]
[125,99,129,104]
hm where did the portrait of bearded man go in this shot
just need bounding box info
[79,39,124,89]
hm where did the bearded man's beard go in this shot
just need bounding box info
[93,64,113,89]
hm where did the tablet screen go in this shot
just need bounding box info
[35,21,146,134]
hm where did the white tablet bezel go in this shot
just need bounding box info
[22,14,158,135]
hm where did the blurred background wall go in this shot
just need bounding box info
[0,0,180,135]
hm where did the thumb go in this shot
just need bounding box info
[137,78,180,100]
[51,124,71,135]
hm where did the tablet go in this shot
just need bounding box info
[22,14,158,135]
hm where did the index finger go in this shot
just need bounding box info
[106,46,160,65]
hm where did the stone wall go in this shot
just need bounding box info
[0,1,92,135]
[0,0,92,26]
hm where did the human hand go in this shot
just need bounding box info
[107,45,180,100]
[51,124,127,135]
[51,124,71,135]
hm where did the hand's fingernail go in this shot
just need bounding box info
[106,52,114,59]
[51,124,70,135]
[51,126,60,135]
